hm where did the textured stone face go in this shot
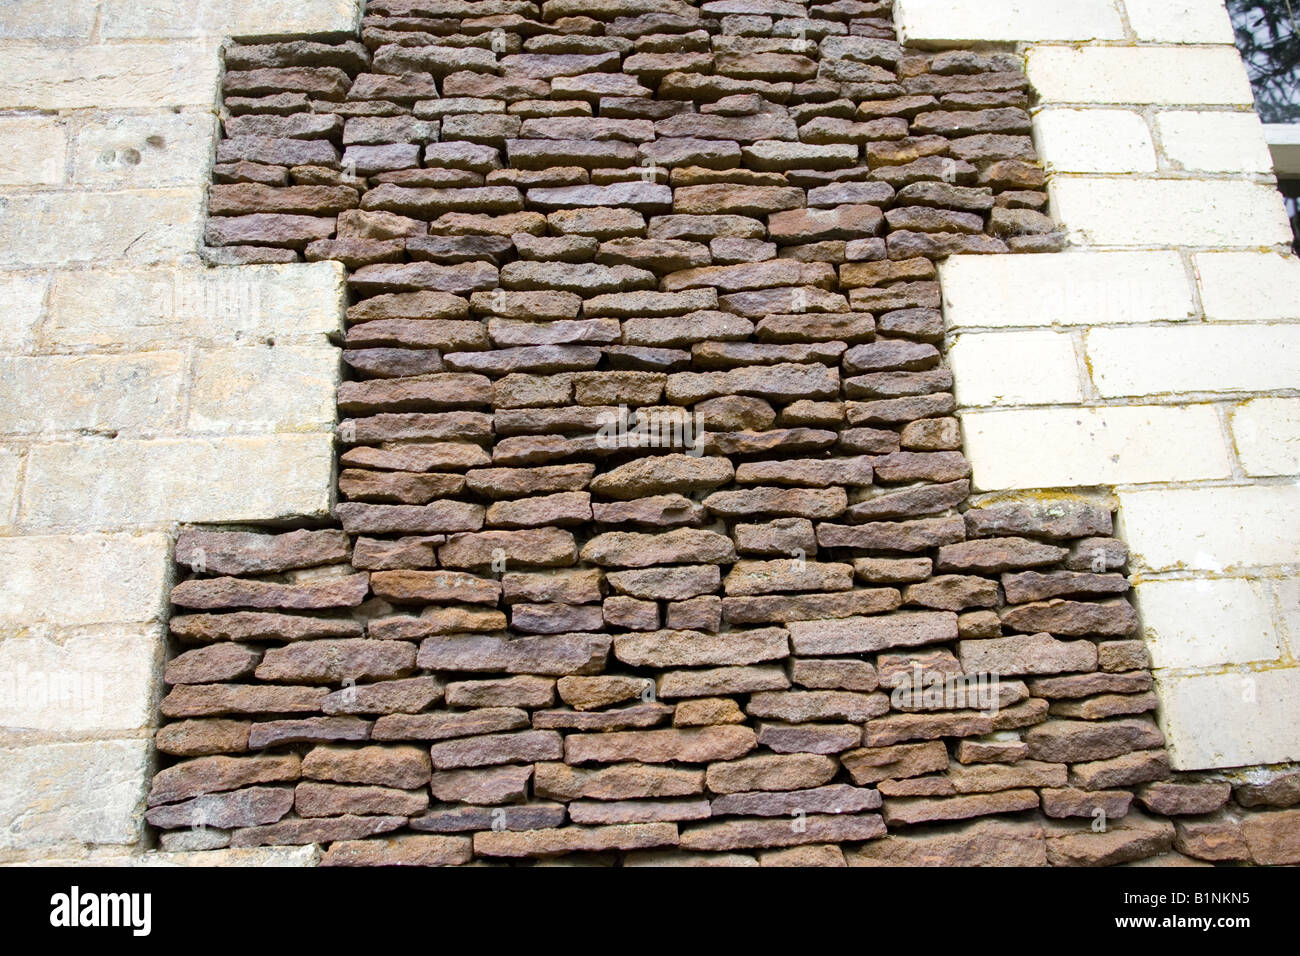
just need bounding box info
[136,0,1262,870]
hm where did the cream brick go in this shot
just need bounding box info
[949,331,1084,407]
[1155,110,1275,173]
[896,0,1125,44]
[962,405,1233,491]
[71,111,217,187]
[1122,0,1238,44]
[0,353,185,436]
[1033,108,1157,173]
[0,740,150,849]
[0,532,168,626]
[188,346,340,434]
[1027,46,1255,105]
[45,262,345,349]
[0,271,48,352]
[941,252,1194,329]
[100,0,362,39]
[1232,397,1300,477]
[20,434,336,530]
[0,1,98,39]
[1155,668,1300,769]
[0,116,65,185]
[1195,251,1300,322]
[0,189,204,268]
[1087,325,1300,397]
[1119,484,1300,572]
[0,41,220,109]
[1050,178,1293,247]
[1136,578,1280,669]
[0,624,160,733]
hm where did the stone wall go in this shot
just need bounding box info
[0,0,1296,868]
[141,0,1296,866]
[907,0,1300,773]
[0,0,361,864]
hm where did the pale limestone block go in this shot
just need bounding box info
[0,189,204,268]
[949,330,1084,407]
[0,624,161,733]
[0,271,47,352]
[1119,484,1300,572]
[129,845,320,866]
[0,447,19,528]
[0,532,169,626]
[71,110,217,187]
[1086,325,1300,397]
[1155,668,1300,770]
[1122,0,1238,44]
[940,252,1193,329]
[20,434,336,529]
[896,0,1125,43]
[0,0,98,39]
[0,740,150,849]
[1231,397,1300,477]
[1033,108,1157,173]
[0,40,220,109]
[1135,577,1280,669]
[962,405,1233,491]
[0,116,65,185]
[1155,110,1275,173]
[1027,46,1255,105]
[0,353,185,436]
[1195,251,1300,322]
[1050,178,1293,247]
[100,0,362,39]
[45,262,345,349]
[187,345,340,434]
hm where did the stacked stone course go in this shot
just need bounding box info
[145,0,1300,866]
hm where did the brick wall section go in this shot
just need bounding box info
[0,1,358,864]
[913,0,1300,776]
[138,0,1300,866]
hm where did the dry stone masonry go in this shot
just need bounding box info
[146,0,1300,866]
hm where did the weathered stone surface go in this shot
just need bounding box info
[958,632,1098,677]
[1137,781,1231,817]
[175,529,348,576]
[747,690,889,723]
[146,786,294,829]
[301,745,431,789]
[155,719,252,757]
[165,644,262,685]
[1025,720,1165,764]
[680,814,885,851]
[1045,813,1175,867]
[373,707,530,743]
[565,726,757,765]
[1000,600,1139,638]
[614,628,788,668]
[321,834,473,867]
[171,574,371,611]
[475,822,678,857]
[149,755,301,806]
[535,762,706,801]
[429,731,564,770]
[416,633,611,676]
[295,781,428,818]
[848,819,1047,867]
[161,684,328,718]
[788,611,957,655]
[706,754,839,794]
